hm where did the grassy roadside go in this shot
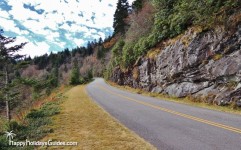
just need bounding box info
[0,86,69,149]
[107,81,241,115]
[41,85,156,150]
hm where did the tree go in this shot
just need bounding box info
[69,58,80,85]
[113,0,130,34]
[0,30,27,121]
[98,37,103,45]
[87,41,93,55]
[97,46,104,59]
[132,0,143,12]
[49,65,59,88]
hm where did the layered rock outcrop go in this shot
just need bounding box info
[111,16,241,106]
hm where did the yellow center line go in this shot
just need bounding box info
[98,85,241,134]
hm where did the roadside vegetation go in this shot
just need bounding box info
[0,86,67,149]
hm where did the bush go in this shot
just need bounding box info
[112,40,125,65]
[12,101,60,141]
[122,43,135,68]
[26,102,60,119]
[0,135,8,149]
[104,62,114,80]
[26,109,45,118]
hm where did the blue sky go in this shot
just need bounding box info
[0,0,134,57]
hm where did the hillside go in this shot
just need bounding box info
[108,0,241,108]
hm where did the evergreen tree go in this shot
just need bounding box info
[87,41,93,55]
[0,30,27,121]
[49,65,59,88]
[64,48,70,57]
[97,46,104,59]
[113,0,130,34]
[98,37,103,45]
[132,0,143,12]
[69,58,80,85]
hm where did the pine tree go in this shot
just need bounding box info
[113,0,130,34]
[97,46,104,59]
[0,30,27,121]
[69,58,80,85]
[132,0,143,12]
[98,37,103,45]
[49,65,59,88]
[87,41,93,55]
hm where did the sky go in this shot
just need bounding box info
[0,0,134,57]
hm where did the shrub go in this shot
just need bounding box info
[112,39,125,65]
[26,102,60,119]
[122,43,135,68]
[26,109,45,118]
[104,62,114,80]
[0,135,8,149]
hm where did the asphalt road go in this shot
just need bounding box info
[86,78,241,150]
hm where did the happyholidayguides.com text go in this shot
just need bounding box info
[9,139,78,147]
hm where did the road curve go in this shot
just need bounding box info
[86,78,241,150]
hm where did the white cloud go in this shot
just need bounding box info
[0,10,10,19]
[4,36,49,57]
[73,38,85,46]
[1,0,135,57]
[0,17,21,33]
[7,0,42,21]
[98,32,105,39]
[19,41,50,58]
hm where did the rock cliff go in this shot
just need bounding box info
[111,14,241,106]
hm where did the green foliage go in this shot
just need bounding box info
[113,0,130,34]
[111,0,240,68]
[104,62,114,80]
[78,70,94,84]
[0,135,8,149]
[0,99,62,149]
[69,59,93,85]
[122,42,135,68]
[20,77,51,100]
[151,0,240,42]
[112,39,125,66]
[48,66,59,88]
[0,30,27,121]
[97,46,106,59]
[26,102,60,119]
[70,59,80,85]
[132,0,143,11]
[87,69,93,80]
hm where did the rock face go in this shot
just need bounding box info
[111,19,241,106]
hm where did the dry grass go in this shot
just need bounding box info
[146,48,160,60]
[132,67,139,80]
[213,54,223,61]
[107,81,241,115]
[41,85,156,150]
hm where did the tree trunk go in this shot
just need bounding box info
[5,66,10,121]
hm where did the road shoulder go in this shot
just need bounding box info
[42,85,156,149]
